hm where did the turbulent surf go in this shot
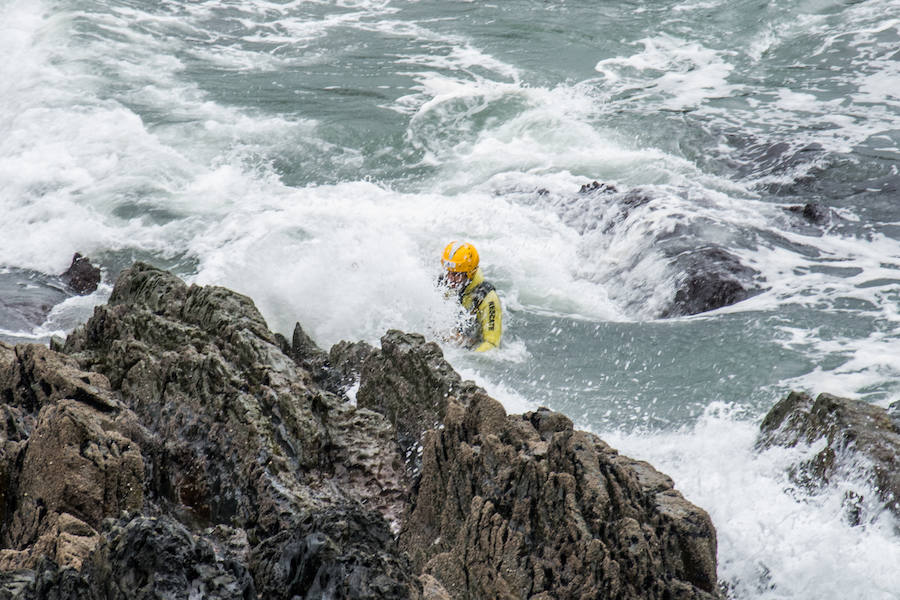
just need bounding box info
[1,0,899,598]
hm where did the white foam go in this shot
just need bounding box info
[775,326,900,407]
[602,404,900,600]
[595,35,741,111]
[182,175,631,348]
[854,60,900,107]
[2,3,900,597]
[456,364,541,416]
[41,285,114,338]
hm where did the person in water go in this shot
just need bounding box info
[440,241,502,352]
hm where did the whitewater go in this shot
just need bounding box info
[1,0,899,597]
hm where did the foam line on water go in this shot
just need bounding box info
[595,34,741,112]
[400,70,749,198]
[590,1,900,176]
[773,325,900,405]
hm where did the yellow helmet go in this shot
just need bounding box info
[441,241,479,274]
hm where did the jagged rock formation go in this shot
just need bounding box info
[2,263,415,599]
[0,343,144,573]
[352,331,719,599]
[0,263,721,599]
[757,391,900,523]
[352,332,480,476]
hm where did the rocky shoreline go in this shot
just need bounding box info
[0,263,895,599]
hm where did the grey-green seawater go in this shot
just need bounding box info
[2,0,900,597]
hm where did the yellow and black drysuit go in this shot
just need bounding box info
[454,267,502,352]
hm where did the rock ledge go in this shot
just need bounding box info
[0,263,721,599]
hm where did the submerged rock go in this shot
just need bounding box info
[0,254,100,343]
[757,391,900,522]
[784,201,834,228]
[0,271,69,339]
[556,182,763,317]
[661,247,760,318]
[1,263,721,599]
[732,141,825,186]
[579,180,618,195]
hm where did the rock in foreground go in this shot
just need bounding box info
[0,263,721,599]
[345,330,720,598]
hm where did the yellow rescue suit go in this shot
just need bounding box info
[458,267,502,352]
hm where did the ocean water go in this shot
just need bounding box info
[2,0,900,597]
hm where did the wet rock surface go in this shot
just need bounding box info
[0,254,102,345]
[784,202,832,226]
[547,182,764,317]
[385,348,720,599]
[757,391,900,522]
[334,329,719,598]
[354,331,481,475]
[3,263,414,598]
[0,263,722,599]
[60,254,101,296]
[660,247,760,318]
[0,343,143,573]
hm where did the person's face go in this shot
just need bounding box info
[446,270,468,288]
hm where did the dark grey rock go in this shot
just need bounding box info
[1,263,723,599]
[250,506,413,600]
[758,391,900,521]
[86,515,255,600]
[360,332,721,599]
[661,247,761,318]
[328,340,376,393]
[60,254,101,296]
[63,263,408,535]
[355,331,481,474]
[578,180,618,195]
[550,183,764,317]
[0,558,91,600]
[785,202,832,226]
[287,322,332,388]
[2,263,413,597]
